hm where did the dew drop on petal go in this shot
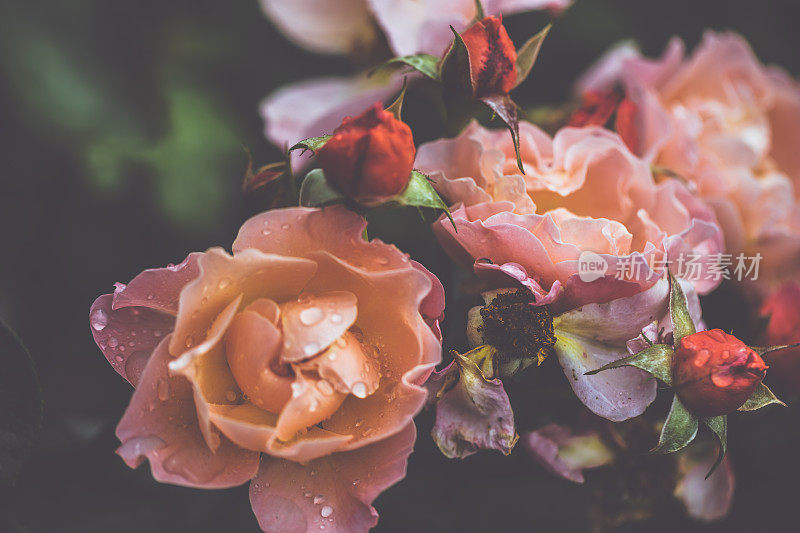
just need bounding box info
[218,278,231,290]
[320,506,333,518]
[90,309,109,331]
[313,495,324,505]
[157,380,170,401]
[225,390,237,402]
[108,337,119,348]
[330,314,342,324]
[352,382,367,399]
[185,336,194,348]
[299,307,324,326]
[317,380,334,396]
[304,343,321,357]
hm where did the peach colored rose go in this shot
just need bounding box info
[89,206,443,532]
[578,31,800,286]
[416,121,724,311]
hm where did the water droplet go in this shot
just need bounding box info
[153,330,162,337]
[304,343,321,357]
[185,336,194,348]
[378,256,390,265]
[330,314,342,324]
[146,294,154,300]
[335,337,347,348]
[354,418,365,428]
[115,355,124,362]
[90,309,109,331]
[313,495,324,505]
[304,491,312,498]
[281,223,290,230]
[320,506,333,518]
[309,399,319,412]
[218,278,231,290]
[261,229,271,236]
[327,350,337,361]
[351,382,367,399]
[225,390,237,402]
[128,341,136,347]
[108,336,119,348]
[157,380,170,401]
[118,345,126,352]
[299,307,324,326]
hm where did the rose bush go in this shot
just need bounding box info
[89,206,443,532]
[416,121,725,309]
[578,31,800,286]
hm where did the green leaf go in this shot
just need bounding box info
[738,382,786,411]
[385,78,408,121]
[289,135,332,156]
[390,170,455,230]
[480,94,524,173]
[669,272,695,347]
[702,415,727,478]
[298,169,346,207]
[0,320,43,485]
[652,395,698,454]
[513,24,551,89]
[473,0,486,20]
[584,343,674,385]
[373,54,440,81]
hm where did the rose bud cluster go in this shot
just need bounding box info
[460,16,518,97]
[672,329,767,416]
[317,102,415,204]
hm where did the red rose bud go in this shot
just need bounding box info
[317,102,415,204]
[760,282,800,389]
[567,90,622,127]
[460,16,518,97]
[672,329,767,417]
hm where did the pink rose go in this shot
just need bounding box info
[579,31,800,286]
[89,206,443,532]
[416,121,724,310]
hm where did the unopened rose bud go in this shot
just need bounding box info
[317,102,415,204]
[672,329,767,416]
[460,16,518,97]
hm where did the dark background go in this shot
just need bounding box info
[2,0,800,531]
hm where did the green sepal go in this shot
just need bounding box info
[385,78,408,121]
[752,342,800,358]
[241,148,290,194]
[701,415,727,479]
[652,395,698,454]
[440,26,475,133]
[513,24,551,89]
[472,0,485,21]
[738,382,786,411]
[372,54,440,81]
[669,272,696,347]
[584,343,674,386]
[480,94,524,173]
[298,169,345,207]
[289,135,332,156]
[388,170,455,230]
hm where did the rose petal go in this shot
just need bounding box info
[169,247,317,358]
[90,294,174,386]
[523,424,613,483]
[429,354,517,459]
[280,291,358,362]
[112,253,202,315]
[249,423,415,533]
[116,335,259,488]
[676,452,735,522]
[298,332,380,397]
[473,260,563,305]
[275,371,347,442]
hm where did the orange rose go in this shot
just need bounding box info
[89,206,443,532]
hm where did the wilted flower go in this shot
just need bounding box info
[317,102,415,203]
[523,424,613,483]
[672,329,767,416]
[89,206,443,532]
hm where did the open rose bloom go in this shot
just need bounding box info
[417,121,725,309]
[579,31,800,286]
[89,206,443,532]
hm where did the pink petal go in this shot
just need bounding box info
[523,424,613,483]
[676,452,735,522]
[275,371,347,442]
[90,294,174,386]
[473,260,562,305]
[249,423,416,533]
[297,332,380,397]
[280,291,358,362]
[116,335,259,488]
[428,355,517,458]
[112,253,202,315]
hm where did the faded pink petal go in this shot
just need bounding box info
[89,294,174,386]
[260,0,374,55]
[676,452,735,522]
[427,354,517,458]
[280,291,358,362]
[249,423,416,533]
[473,260,562,305]
[116,336,259,488]
[523,424,613,483]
